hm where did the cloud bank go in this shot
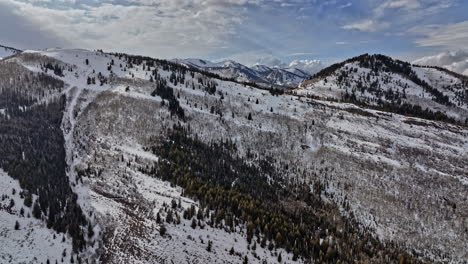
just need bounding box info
[413,50,468,76]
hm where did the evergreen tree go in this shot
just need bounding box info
[206,240,212,252]
[32,202,41,219]
[159,225,167,236]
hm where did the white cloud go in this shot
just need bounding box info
[288,59,324,74]
[287,52,316,56]
[342,19,389,32]
[343,0,453,33]
[379,0,421,11]
[339,3,352,9]
[2,0,274,58]
[254,57,288,68]
[413,50,468,76]
[410,21,468,51]
[0,1,70,49]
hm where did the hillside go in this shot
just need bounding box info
[172,58,310,88]
[296,54,468,124]
[0,48,466,264]
[0,44,21,59]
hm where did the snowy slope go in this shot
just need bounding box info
[0,170,76,264]
[3,48,467,264]
[297,54,468,122]
[0,44,21,59]
[7,49,305,263]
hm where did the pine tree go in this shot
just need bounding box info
[88,223,94,238]
[159,225,167,236]
[32,201,41,219]
[206,240,212,252]
[247,113,252,121]
[24,192,32,207]
[14,220,20,230]
[166,210,173,223]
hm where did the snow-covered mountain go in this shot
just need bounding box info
[0,48,466,264]
[0,44,21,59]
[297,54,468,123]
[172,58,310,87]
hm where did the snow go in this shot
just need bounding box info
[0,170,75,264]
[0,46,19,60]
[296,61,468,121]
[4,48,467,263]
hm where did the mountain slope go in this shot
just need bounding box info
[296,54,468,123]
[1,48,466,263]
[0,44,21,59]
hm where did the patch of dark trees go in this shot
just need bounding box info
[0,77,88,252]
[143,124,430,264]
[342,90,466,126]
[150,78,185,121]
[42,63,64,77]
[0,72,63,111]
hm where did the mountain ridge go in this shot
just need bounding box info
[0,44,22,59]
[296,53,468,124]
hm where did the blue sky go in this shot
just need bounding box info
[1,0,467,67]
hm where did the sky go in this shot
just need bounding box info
[1,0,468,70]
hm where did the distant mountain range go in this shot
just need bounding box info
[171,58,319,88]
